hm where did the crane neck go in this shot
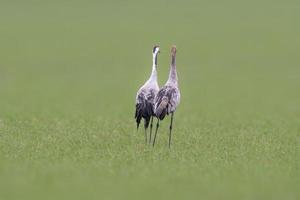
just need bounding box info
[167,54,178,85]
[149,52,158,81]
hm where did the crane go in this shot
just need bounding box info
[153,45,180,147]
[135,45,160,143]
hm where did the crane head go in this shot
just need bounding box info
[153,45,160,54]
[171,45,177,56]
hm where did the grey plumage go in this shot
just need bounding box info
[153,45,180,147]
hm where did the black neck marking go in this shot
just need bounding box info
[154,53,158,65]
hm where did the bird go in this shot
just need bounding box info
[135,45,160,143]
[153,45,180,147]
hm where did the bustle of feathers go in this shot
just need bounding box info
[154,85,180,120]
[135,89,156,129]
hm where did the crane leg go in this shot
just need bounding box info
[169,113,174,148]
[149,116,154,144]
[152,120,160,147]
[144,126,147,144]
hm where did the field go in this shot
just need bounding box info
[0,0,299,199]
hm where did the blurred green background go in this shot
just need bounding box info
[0,0,299,200]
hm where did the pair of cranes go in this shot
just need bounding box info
[135,45,180,147]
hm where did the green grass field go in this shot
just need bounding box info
[0,0,299,199]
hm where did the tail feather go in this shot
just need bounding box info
[144,116,151,129]
[135,103,143,130]
[155,97,168,120]
[135,99,153,130]
[135,92,155,129]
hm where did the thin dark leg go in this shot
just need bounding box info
[169,113,174,148]
[152,120,160,147]
[144,127,147,144]
[149,116,154,144]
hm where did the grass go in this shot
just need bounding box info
[0,0,299,199]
